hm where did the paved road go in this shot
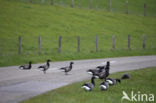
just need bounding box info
[0,55,156,103]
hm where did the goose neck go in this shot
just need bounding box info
[91,77,95,86]
[47,62,50,67]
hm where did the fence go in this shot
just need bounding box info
[20,0,156,16]
[0,34,155,56]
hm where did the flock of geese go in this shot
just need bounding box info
[19,60,130,92]
[19,59,74,74]
[82,61,130,91]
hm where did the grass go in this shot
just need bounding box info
[0,0,156,66]
[23,0,156,16]
[22,67,156,103]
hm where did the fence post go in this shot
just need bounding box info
[112,35,115,49]
[109,0,111,11]
[128,34,131,49]
[0,47,1,56]
[77,36,80,52]
[58,36,62,53]
[96,35,98,52]
[90,0,93,9]
[126,0,129,14]
[18,36,22,55]
[41,0,45,3]
[144,3,146,16]
[142,34,146,49]
[51,0,54,5]
[60,0,63,5]
[38,36,42,54]
[71,0,74,8]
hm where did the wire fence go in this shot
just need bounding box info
[20,0,156,16]
[0,34,156,56]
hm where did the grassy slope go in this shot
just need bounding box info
[22,67,156,103]
[26,0,156,16]
[0,0,156,66]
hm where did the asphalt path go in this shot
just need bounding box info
[0,55,156,103]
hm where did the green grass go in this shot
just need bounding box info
[22,67,156,103]
[0,0,156,66]
[23,0,156,16]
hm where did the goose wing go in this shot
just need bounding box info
[65,66,72,72]
[38,64,48,70]
[60,66,68,70]
[96,65,106,69]
[19,64,29,69]
[82,83,94,91]
[87,69,99,75]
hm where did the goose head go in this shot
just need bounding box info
[29,61,32,64]
[106,61,110,66]
[47,59,51,63]
[116,79,121,83]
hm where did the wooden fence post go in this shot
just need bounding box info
[18,36,22,55]
[41,0,45,3]
[38,36,42,54]
[0,47,1,56]
[60,0,63,5]
[126,0,129,14]
[142,34,146,49]
[90,0,93,9]
[144,3,146,16]
[77,36,80,52]
[109,0,111,11]
[71,0,74,8]
[51,0,54,5]
[96,35,98,52]
[128,34,131,49]
[112,35,115,49]
[58,36,62,53]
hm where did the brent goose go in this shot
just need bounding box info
[38,59,51,74]
[19,61,32,70]
[106,78,121,86]
[59,62,74,75]
[121,74,130,79]
[81,76,98,91]
[100,81,109,91]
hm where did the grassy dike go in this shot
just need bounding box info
[0,0,156,66]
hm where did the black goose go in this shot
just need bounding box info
[100,81,109,91]
[81,76,97,91]
[38,59,51,74]
[19,61,32,70]
[60,62,74,75]
[121,74,130,79]
[106,78,121,86]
